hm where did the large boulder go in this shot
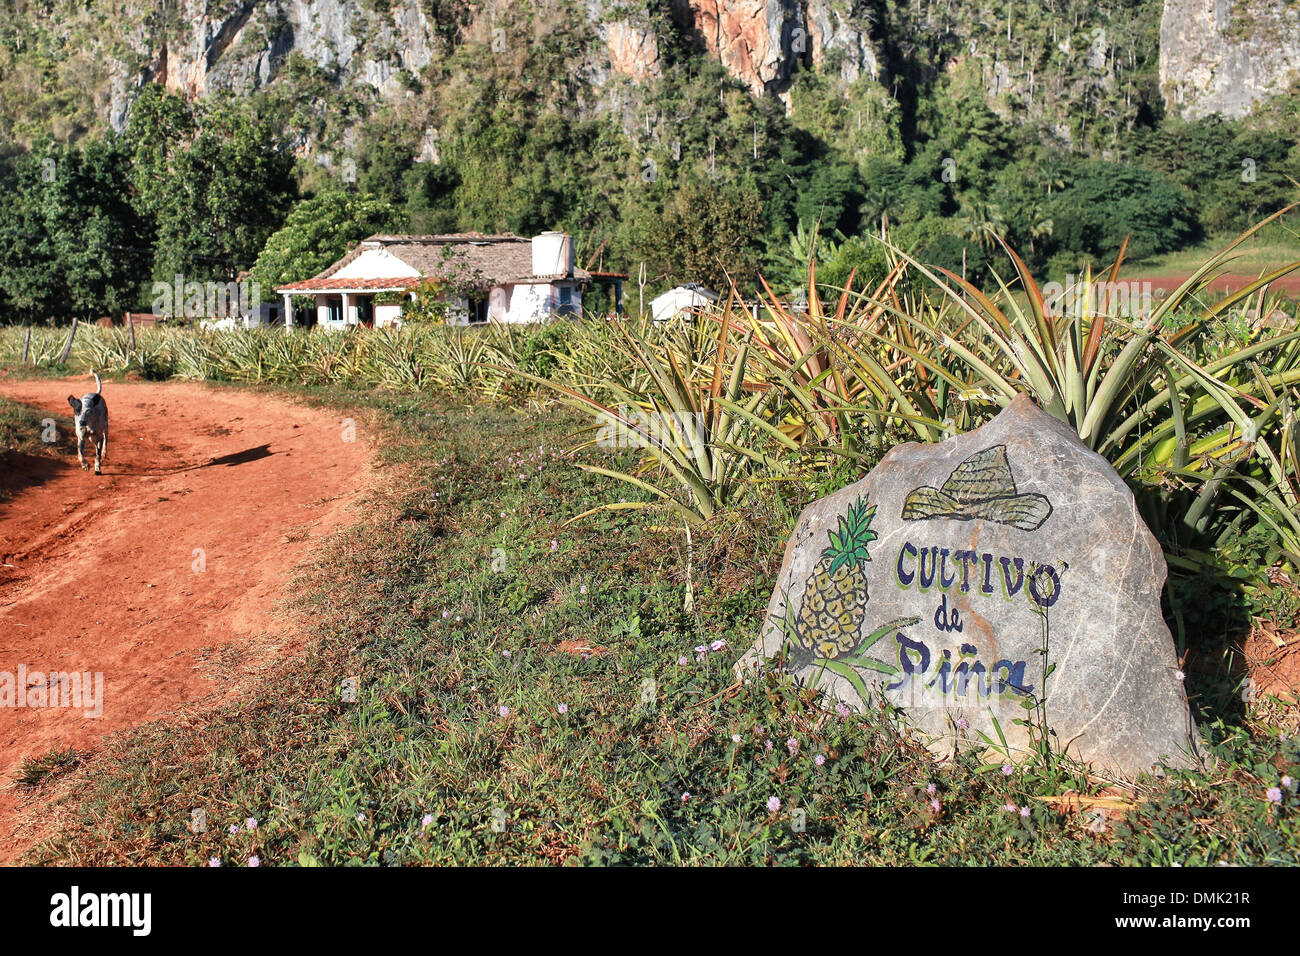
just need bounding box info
[738,393,1199,779]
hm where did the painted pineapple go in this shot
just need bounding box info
[795,496,877,659]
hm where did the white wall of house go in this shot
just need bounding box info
[305,285,587,330]
[488,285,510,321]
[507,283,552,323]
[332,248,421,281]
[444,282,582,326]
[312,295,403,330]
[502,282,582,323]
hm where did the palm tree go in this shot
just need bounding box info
[955,200,1007,252]
[860,181,904,234]
[766,218,846,297]
[1028,216,1054,256]
[1018,198,1055,255]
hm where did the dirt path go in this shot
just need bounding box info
[1119,271,1300,296]
[0,376,372,861]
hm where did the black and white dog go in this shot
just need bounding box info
[67,372,108,475]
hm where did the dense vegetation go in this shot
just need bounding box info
[3,224,1298,861]
[10,391,1295,866]
[1,1,1298,321]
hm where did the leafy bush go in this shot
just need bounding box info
[1047,160,1198,262]
[816,237,892,295]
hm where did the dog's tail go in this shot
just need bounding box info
[92,371,102,395]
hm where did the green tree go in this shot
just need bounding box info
[1047,159,1197,262]
[859,156,947,231]
[0,137,146,320]
[630,176,765,293]
[250,191,398,293]
[818,236,892,296]
[954,199,1009,253]
[126,89,297,282]
[794,161,865,237]
[0,149,55,318]
[48,137,148,315]
[913,69,1015,201]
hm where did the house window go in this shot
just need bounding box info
[467,298,488,324]
[557,285,576,316]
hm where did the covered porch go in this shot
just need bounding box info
[274,277,421,330]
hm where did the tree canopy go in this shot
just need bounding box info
[250,191,398,295]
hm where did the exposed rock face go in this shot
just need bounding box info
[606,19,662,83]
[101,0,840,131]
[57,0,894,142]
[1160,0,1300,118]
[672,0,793,94]
[107,0,437,130]
[42,0,1300,150]
[738,394,1200,780]
[607,0,879,94]
[805,0,878,84]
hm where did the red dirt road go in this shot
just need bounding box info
[0,377,372,860]
[1119,271,1300,296]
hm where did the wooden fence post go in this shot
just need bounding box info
[58,317,78,365]
[21,325,31,364]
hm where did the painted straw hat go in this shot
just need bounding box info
[901,444,1052,532]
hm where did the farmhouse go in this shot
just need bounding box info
[276,231,622,329]
[650,283,719,323]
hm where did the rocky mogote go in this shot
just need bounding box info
[738,393,1200,780]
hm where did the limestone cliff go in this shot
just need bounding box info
[4,0,1298,150]
[9,0,884,141]
[1160,0,1300,118]
[665,0,878,94]
[103,0,438,130]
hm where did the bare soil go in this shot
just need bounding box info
[0,376,372,861]
[1123,271,1300,296]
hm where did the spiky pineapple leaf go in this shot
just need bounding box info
[822,496,878,573]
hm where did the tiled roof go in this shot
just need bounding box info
[278,235,593,294]
[366,232,523,243]
[275,276,423,293]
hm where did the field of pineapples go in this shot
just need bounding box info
[4,214,1299,614]
[4,218,1299,865]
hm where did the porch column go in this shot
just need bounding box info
[282,294,293,329]
[341,292,352,327]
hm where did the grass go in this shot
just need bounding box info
[0,392,63,459]
[14,749,87,791]
[0,390,74,510]
[1124,231,1300,276]
[15,382,1299,866]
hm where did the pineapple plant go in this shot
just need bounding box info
[794,495,878,660]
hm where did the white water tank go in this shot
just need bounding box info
[531,231,573,277]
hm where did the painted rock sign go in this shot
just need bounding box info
[738,394,1199,779]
